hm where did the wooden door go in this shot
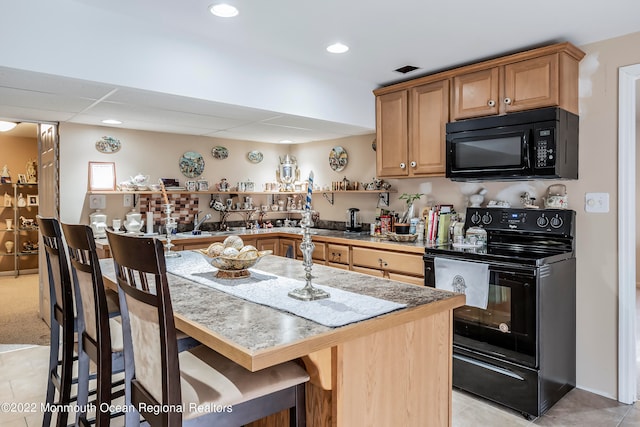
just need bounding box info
[376,90,409,177]
[257,238,279,255]
[409,80,449,176]
[37,122,59,324]
[503,54,559,113]
[451,67,500,120]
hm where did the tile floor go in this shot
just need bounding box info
[1,345,639,427]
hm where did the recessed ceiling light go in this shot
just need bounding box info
[101,119,122,125]
[209,3,239,18]
[279,139,293,144]
[0,121,17,132]
[326,42,349,54]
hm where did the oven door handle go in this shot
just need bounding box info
[425,255,537,276]
[453,354,525,381]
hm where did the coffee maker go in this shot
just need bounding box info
[346,208,362,232]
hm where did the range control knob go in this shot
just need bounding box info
[550,216,564,228]
[481,213,493,225]
[536,216,549,228]
[470,212,481,225]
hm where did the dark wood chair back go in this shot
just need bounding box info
[37,215,75,427]
[106,230,182,426]
[62,223,127,426]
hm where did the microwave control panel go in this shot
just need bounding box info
[534,128,556,169]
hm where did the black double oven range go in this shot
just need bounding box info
[424,207,576,419]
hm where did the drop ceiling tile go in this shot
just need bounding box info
[0,87,97,113]
[0,66,116,99]
[106,89,282,121]
[79,101,250,129]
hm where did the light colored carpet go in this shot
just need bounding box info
[0,273,50,346]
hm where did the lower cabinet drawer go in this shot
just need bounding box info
[351,247,424,276]
[326,244,349,265]
[352,265,424,286]
[327,261,350,270]
[296,241,326,262]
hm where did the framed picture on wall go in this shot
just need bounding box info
[88,162,116,191]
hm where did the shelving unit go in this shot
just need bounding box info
[0,182,39,276]
[87,189,395,207]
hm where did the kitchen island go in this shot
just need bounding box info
[101,253,464,426]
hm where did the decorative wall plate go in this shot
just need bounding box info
[179,151,205,178]
[247,151,263,163]
[329,146,348,171]
[212,146,229,160]
[95,136,121,153]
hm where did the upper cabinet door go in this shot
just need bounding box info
[410,80,449,175]
[376,90,409,177]
[503,54,559,113]
[451,68,500,120]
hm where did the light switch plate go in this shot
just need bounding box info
[585,192,609,213]
[89,195,106,209]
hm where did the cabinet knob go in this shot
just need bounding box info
[399,163,406,169]
[487,100,496,107]
[503,97,512,105]
[410,161,417,168]
[378,258,388,268]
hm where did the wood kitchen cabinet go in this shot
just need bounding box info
[296,240,327,264]
[375,79,449,178]
[351,246,424,286]
[374,42,584,178]
[257,238,279,255]
[451,49,583,120]
[326,243,350,270]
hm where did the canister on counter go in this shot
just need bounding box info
[380,215,392,235]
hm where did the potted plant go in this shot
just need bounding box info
[396,193,423,232]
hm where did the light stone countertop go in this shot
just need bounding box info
[100,254,462,370]
[96,226,428,253]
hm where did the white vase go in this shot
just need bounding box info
[16,193,26,207]
[5,241,14,253]
[89,210,108,238]
[124,211,143,233]
[5,219,12,230]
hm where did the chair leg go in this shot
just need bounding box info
[289,383,306,427]
[75,349,90,426]
[55,324,74,427]
[42,322,60,427]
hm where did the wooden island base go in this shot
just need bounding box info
[248,308,454,427]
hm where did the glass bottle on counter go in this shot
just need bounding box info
[417,219,425,242]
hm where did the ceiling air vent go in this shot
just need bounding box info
[394,65,420,74]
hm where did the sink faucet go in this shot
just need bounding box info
[193,211,211,231]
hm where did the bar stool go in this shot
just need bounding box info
[106,231,309,427]
[38,216,75,427]
[61,223,131,427]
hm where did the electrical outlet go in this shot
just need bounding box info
[123,194,133,207]
[585,192,609,213]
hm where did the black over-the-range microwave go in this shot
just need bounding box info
[445,107,578,181]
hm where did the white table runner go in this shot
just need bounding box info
[165,251,406,328]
